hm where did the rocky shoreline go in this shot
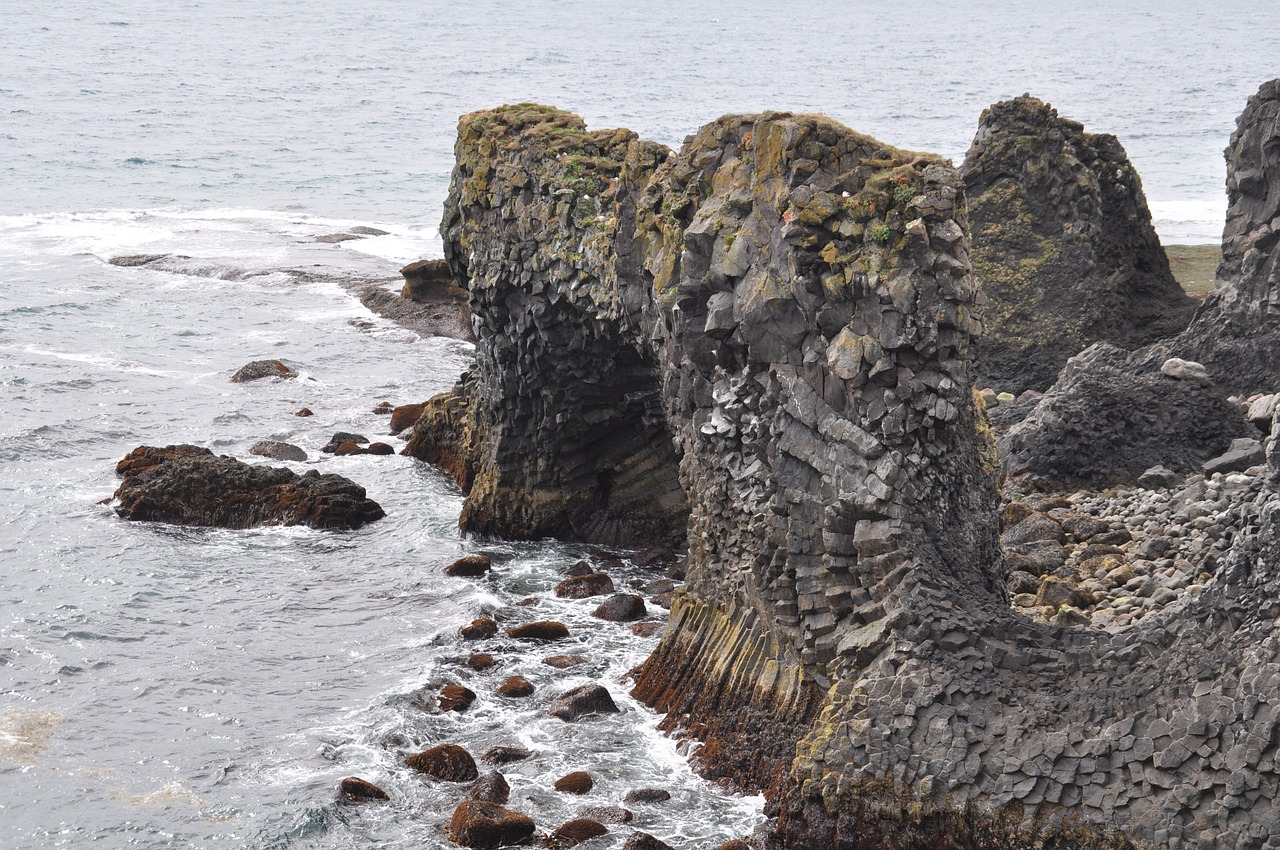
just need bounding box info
[391,79,1280,850]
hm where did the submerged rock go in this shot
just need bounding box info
[446,555,493,577]
[249,440,307,462]
[338,776,389,803]
[506,621,570,641]
[553,770,594,794]
[622,834,674,850]
[961,95,1193,393]
[112,445,384,530]
[230,359,298,383]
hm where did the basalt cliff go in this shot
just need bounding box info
[407,93,1280,850]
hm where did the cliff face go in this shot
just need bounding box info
[1172,79,1280,391]
[403,105,688,546]
[961,96,1194,393]
[414,102,1280,849]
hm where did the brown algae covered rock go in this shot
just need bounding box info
[113,445,384,530]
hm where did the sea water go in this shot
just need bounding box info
[2,2,1278,847]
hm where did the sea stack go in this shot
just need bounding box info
[961,95,1194,393]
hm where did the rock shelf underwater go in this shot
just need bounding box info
[398,78,1280,850]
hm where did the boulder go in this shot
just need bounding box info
[630,546,676,568]
[112,445,384,530]
[448,800,536,850]
[404,744,478,781]
[1203,437,1265,475]
[460,618,498,639]
[294,407,314,417]
[564,560,595,577]
[591,594,647,622]
[338,776,389,803]
[446,555,493,577]
[960,95,1193,392]
[496,676,534,698]
[1136,465,1183,489]
[578,806,632,825]
[553,771,594,794]
[1247,394,1280,431]
[548,818,608,848]
[1161,358,1211,384]
[230,359,298,382]
[465,652,496,671]
[507,621,570,641]
[249,440,307,462]
[438,684,476,713]
[548,684,619,721]
[321,432,369,453]
[469,772,511,805]
[390,402,427,435]
[555,573,616,599]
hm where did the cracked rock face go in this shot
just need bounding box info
[961,95,1194,394]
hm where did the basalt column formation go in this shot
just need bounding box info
[403,105,688,546]
[412,102,1280,849]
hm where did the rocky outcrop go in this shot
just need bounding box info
[1166,79,1280,392]
[113,445,384,530]
[401,105,688,547]
[998,343,1252,487]
[411,103,1280,848]
[961,95,1193,393]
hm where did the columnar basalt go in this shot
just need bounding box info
[1169,79,1280,392]
[961,96,1194,393]
[414,102,1280,849]
[403,104,688,546]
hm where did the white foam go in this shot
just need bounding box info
[1150,198,1226,245]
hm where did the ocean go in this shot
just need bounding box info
[1,1,1277,847]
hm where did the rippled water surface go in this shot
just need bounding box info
[2,2,1279,848]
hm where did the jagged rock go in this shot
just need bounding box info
[553,771,594,794]
[481,746,533,766]
[548,818,608,848]
[338,776,389,803]
[405,744,478,781]
[496,676,534,698]
[469,772,511,804]
[960,95,1193,393]
[1203,437,1265,475]
[1247,394,1280,431]
[622,834,674,850]
[555,573,616,598]
[449,800,536,850]
[446,555,492,577]
[249,440,307,462]
[230,359,298,382]
[112,445,384,530]
[507,621,570,641]
[591,593,647,622]
[547,684,619,721]
[1000,343,1251,486]
[402,105,688,547]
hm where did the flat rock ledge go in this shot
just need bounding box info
[113,445,385,530]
